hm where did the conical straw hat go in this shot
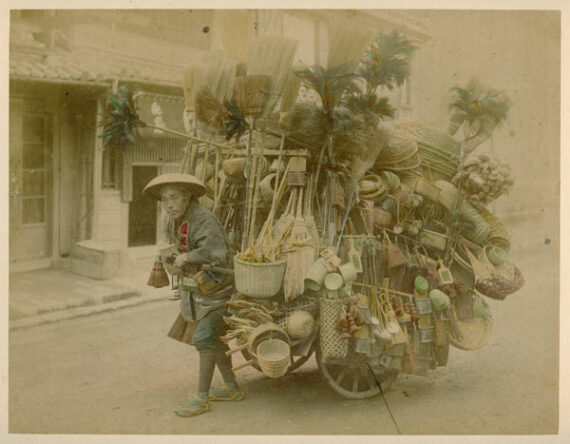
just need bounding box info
[143,173,207,200]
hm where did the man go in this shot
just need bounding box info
[143,173,243,417]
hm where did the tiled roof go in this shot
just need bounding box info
[10,48,184,87]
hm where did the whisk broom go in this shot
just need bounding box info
[284,188,315,303]
[147,257,170,288]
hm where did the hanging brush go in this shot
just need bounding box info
[284,188,314,303]
[147,258,170,288]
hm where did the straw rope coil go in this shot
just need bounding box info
[478,207,511,251]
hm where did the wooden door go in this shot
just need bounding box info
[128,165,158,247]
[9,99,53,263]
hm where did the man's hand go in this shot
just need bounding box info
[174,253,190,268]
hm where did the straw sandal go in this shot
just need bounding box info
[209,385,244,402]
[174,394,211,417]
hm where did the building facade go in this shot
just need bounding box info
[9,9,430,276]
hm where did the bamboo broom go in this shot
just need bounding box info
[284,188,315,303]
[278,70,302,129]
[216,10,254,65]
[182,65,204,172]
[272,187,296,247]
[326,19,374,71]
[303,174,320,259]
[246,36,298,118]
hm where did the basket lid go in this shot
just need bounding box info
[143,173,207,200]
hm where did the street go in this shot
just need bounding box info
[9,217,559,435]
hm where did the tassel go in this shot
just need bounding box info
[147,260,170,288]
[401,348,419,374]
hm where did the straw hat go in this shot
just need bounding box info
[143,173,207,200]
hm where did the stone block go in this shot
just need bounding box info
[70,240,121,280]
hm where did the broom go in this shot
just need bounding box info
[216,10,254,65]
[303,174,320,260]
[272,187,296,247]
[246,36,298,118]
[255,134,289,260]
[326,19,374,71]
[284,188,315,303]
[182,65,205,172]
[147,257,170,288]
[278,70,302,129]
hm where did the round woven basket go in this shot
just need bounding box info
[223,157,246,181]
[286,310,315,339]
[448,316,494,351]
[256,338,291,378]
[233,256,286,298]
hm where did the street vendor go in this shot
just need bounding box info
[143,173,243,417]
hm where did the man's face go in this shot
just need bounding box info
[160,185,190,219]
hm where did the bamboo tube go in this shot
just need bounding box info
[241,119,255,252]
[248,129,267,246]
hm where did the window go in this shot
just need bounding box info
[21,114,48,225]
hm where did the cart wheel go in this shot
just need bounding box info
[316,344,399,399]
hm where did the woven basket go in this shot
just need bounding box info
[233,256,286,298]
[402,175,440,202]
[319,297,348,359]
[478,207,511,252]
[256,338,291,378]
[460,202,491,246]
[420,229,448,251]
[382,171,401,192]
[373,207,392,227]
[434,180,458,210]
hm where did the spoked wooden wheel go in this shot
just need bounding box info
[316,344,399,399]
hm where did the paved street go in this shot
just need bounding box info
[8,214,560,436]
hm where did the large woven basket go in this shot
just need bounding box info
[233,256,286,298]
[434,180,459,210]
[402,175,441,202]
[319,297,348,359]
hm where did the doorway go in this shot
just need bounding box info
[9,99,53,263]
[128,165,158,247]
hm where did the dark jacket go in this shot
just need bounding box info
[170,200,233,320]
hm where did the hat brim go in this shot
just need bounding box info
[143,173,207,200]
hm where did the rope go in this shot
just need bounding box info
[367,363,402,435]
